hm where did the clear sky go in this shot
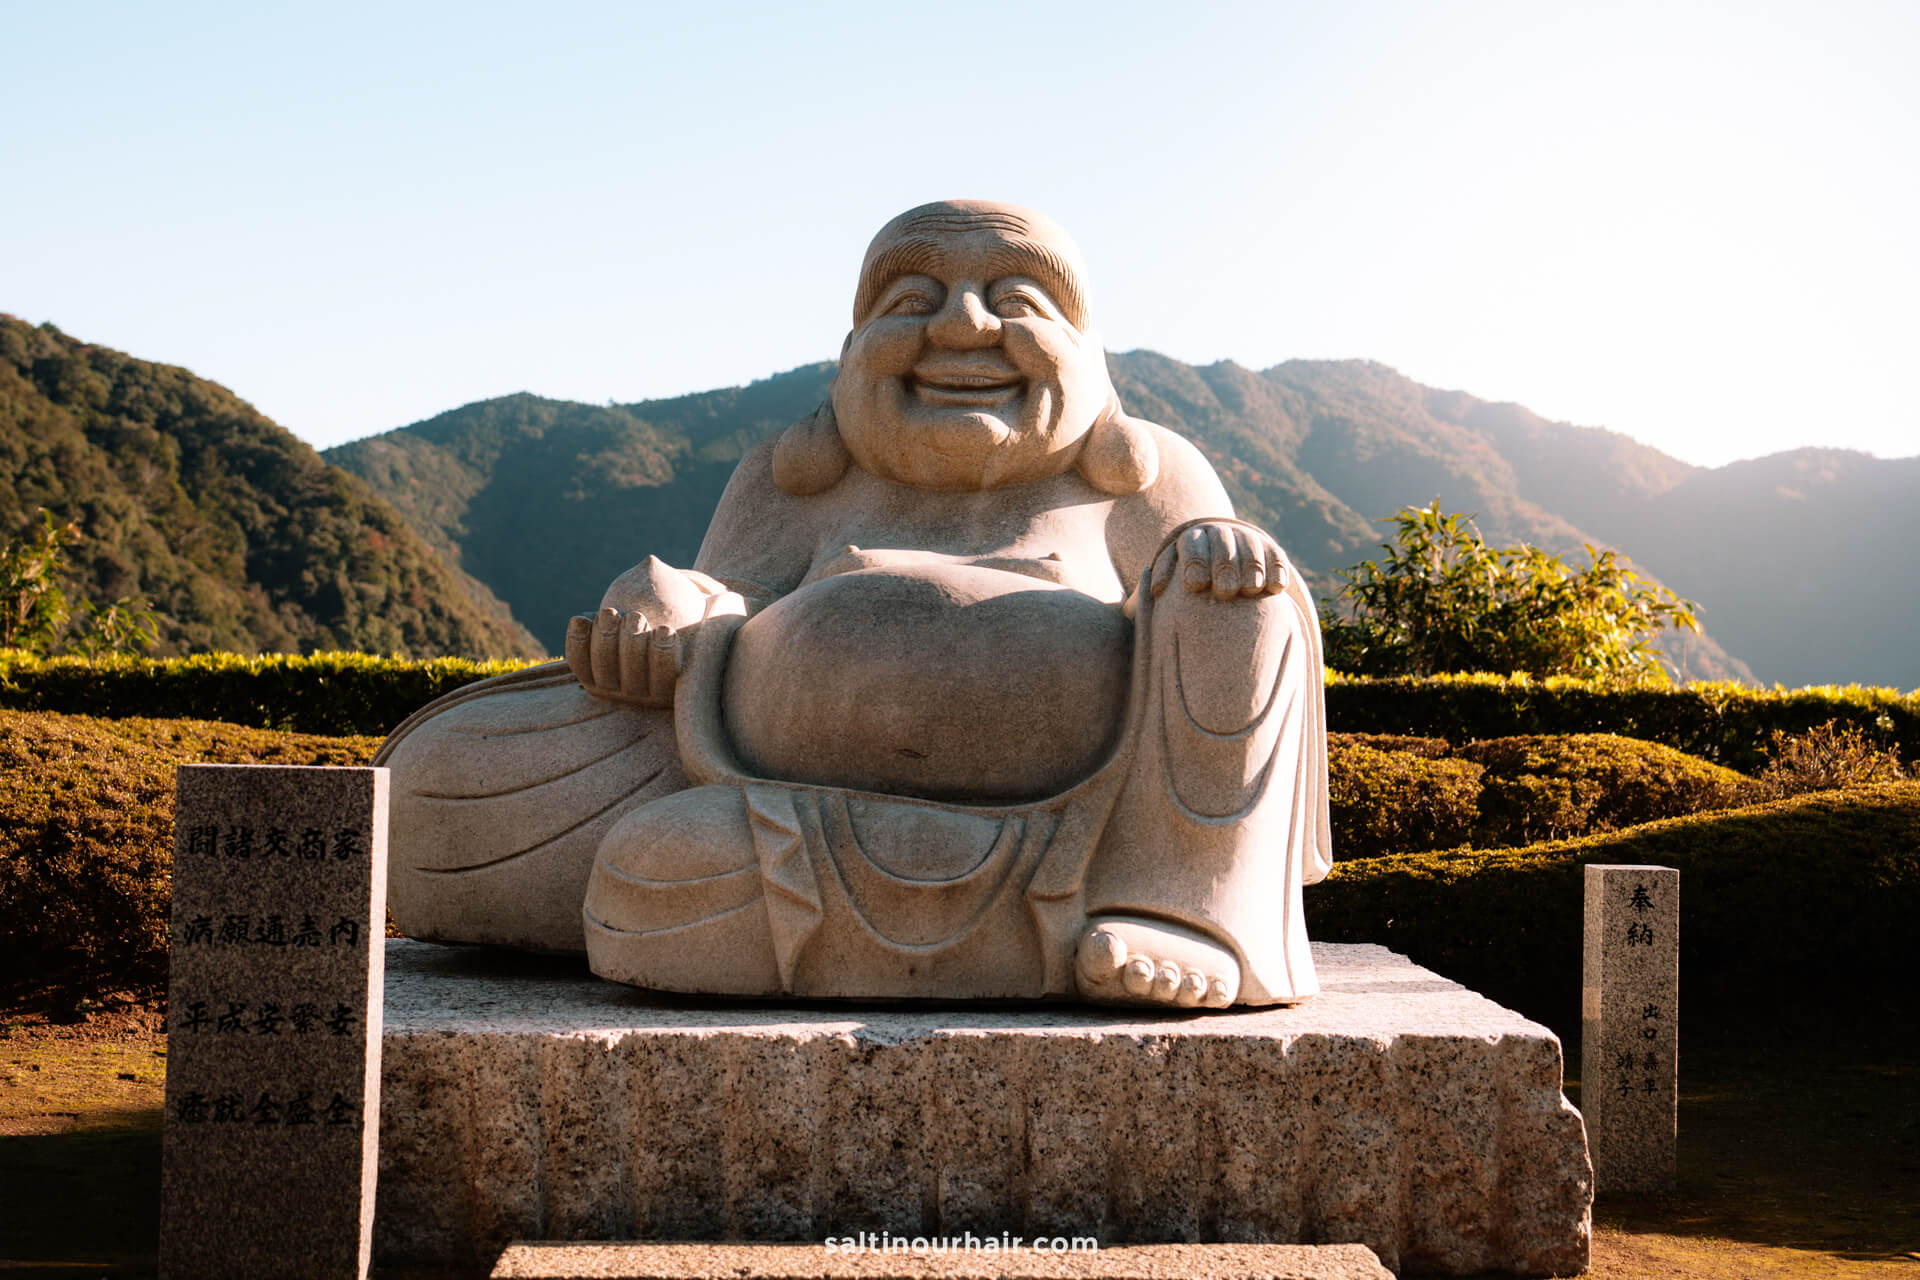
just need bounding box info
[6,0,1916,466]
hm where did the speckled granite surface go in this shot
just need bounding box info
[487,1241,1395,1279]
[377,941,1590,1277]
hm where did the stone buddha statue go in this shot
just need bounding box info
[376,200,1332,1008]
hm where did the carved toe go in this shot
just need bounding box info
[1076,926,1128,987]
[1074,915,1243,1010]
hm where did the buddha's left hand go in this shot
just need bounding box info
[1149,521,1290,603]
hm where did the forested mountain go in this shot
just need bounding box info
[22,306,1901,684]
[0,316,541,659]
[325,368,837,656]
[331,353,1920,689]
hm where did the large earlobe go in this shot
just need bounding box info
[1075,397,1160,494]
[771,398,853,496]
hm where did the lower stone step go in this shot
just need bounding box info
[488,1241,1395,1279]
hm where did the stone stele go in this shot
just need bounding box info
[377,199,1333,1010]
[160,764,388,1280]
[1582,863,1679,1193]
[376,940,1592,1277]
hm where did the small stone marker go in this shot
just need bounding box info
[161,765,389,1280]
[1582,863,1678,1192]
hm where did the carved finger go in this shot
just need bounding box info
[1150,541,1180,599]
[1209,524,1239,600]
[1238,530,1267,597]
[565,614,596,688]
[618,611,651,700]
[1182,525,1213,592]
[1230,528,1266,598]
[1263,540,1288,595]
[647,624,681,700]
[590,606,622,691]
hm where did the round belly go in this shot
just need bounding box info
[722,565,1131,803]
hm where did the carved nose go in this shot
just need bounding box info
[926,287,1000,348]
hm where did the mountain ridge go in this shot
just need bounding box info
[0,315,542,659]
[328,351,1919,688]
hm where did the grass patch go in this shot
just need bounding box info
[1580,1019,1920,1278]
[1,1023,165,1277]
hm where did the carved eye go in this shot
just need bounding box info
[879,277,941,318]
[989,281,1054,319]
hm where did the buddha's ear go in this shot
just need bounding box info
[772,397,853,496]
[1075,394,1159,494]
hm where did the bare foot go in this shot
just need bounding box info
[1074,915,1239,1008]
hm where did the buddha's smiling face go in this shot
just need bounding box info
[833,202,1111,491]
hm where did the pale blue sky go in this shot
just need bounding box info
[6,0,1916,466]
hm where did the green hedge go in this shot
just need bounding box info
[1327,741,1484,858]
[0,709,379,1005]
[4,654,1916,765]
[1325,673,1920,773]
[0,650,538,738]
[1307,781,1920,1039]
[1328,732,1750,857]
[1458,734,1749,846]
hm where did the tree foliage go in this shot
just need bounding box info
[0,509,158,659]
[1322,502,1700,680]
[0,510,79,652]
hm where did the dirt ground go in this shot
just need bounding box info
[2,1001,1915,1279]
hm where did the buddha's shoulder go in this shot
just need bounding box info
[1123,421,1234,522]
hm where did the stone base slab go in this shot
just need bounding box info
[489,1241,1395,1279]
[378,941,1591,1277]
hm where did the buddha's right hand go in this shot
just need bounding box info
[566,607,686,706]
[565,556,718,706]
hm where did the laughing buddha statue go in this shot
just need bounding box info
[377,201,1333,1008]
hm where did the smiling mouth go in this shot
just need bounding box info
[908,371,1024,408]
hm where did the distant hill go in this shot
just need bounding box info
[325,367,837,658]
[0,316,542,659]
[324,353,1920,687]
[1615,449,1920,690]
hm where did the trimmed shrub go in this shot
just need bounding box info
[0,709,378,1005]
[1328,732,1453,759]
[0,649,538,737]
[1327,732,1748,857]
[1459,733,1750,846]
[1324,672,1920,774]
[1307,781,1920,1039]
[1328,743,1483,858]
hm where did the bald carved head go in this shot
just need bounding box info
[853,202,1091,332]
[830,200,1117,491]
[773,201,1156,497]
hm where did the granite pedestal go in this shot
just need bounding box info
[377,941,1591,1277]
